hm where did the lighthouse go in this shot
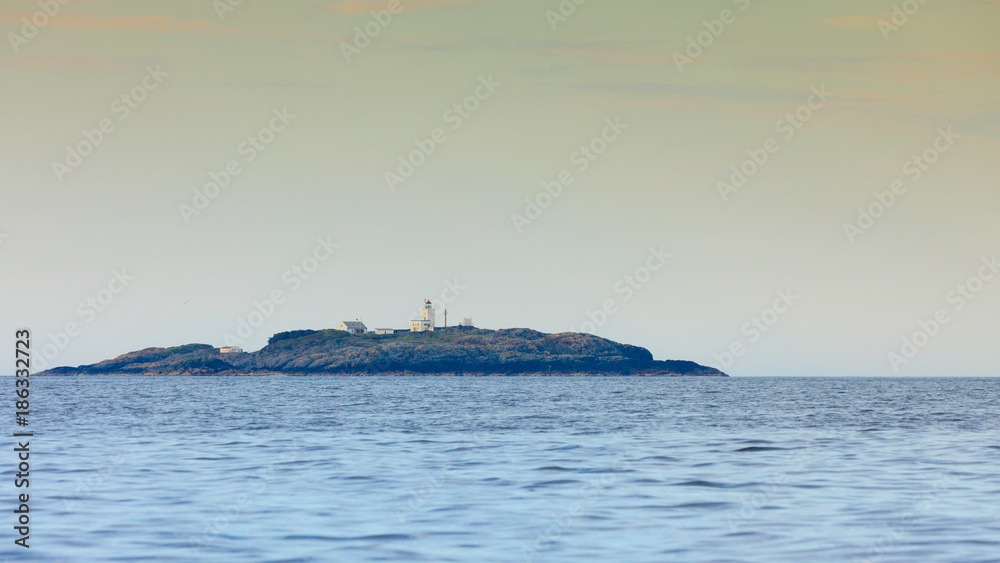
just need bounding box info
[410,299,436,332]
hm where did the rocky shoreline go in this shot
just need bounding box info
[38,327,728,377]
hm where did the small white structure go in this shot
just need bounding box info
[461,317,473,327]
[410,300,436,332]
[219,346,243,354]
[374,328,394,335]
[337,320,367,334]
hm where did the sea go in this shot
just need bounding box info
[3,376,998,562]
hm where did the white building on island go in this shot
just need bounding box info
[336,320,367,334]
[331,301,468,335]
[410,300,436,332]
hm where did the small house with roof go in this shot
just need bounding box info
[336,320,367,334]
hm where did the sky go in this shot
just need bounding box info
[1,0,998,376]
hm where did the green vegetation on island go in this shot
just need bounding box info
[38,327,728,377]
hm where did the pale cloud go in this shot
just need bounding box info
[736,51,999,83]
[0,55,142,71]
[813,15,885,29]
[328,0,512,14]
[0,6,242,35]
[831,88,952,112]
[882,50,1000,82]
[380,35,673,66]
[50,14,240,34]
[564,82,818,107]
[555,82,968,122]
[538,45,674,66]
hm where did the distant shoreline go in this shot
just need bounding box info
[36,327,728,377]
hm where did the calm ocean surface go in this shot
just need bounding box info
[4,376,998,562]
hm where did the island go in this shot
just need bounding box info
[37,326,727,377]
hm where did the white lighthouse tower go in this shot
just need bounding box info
[410,299,436,332]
